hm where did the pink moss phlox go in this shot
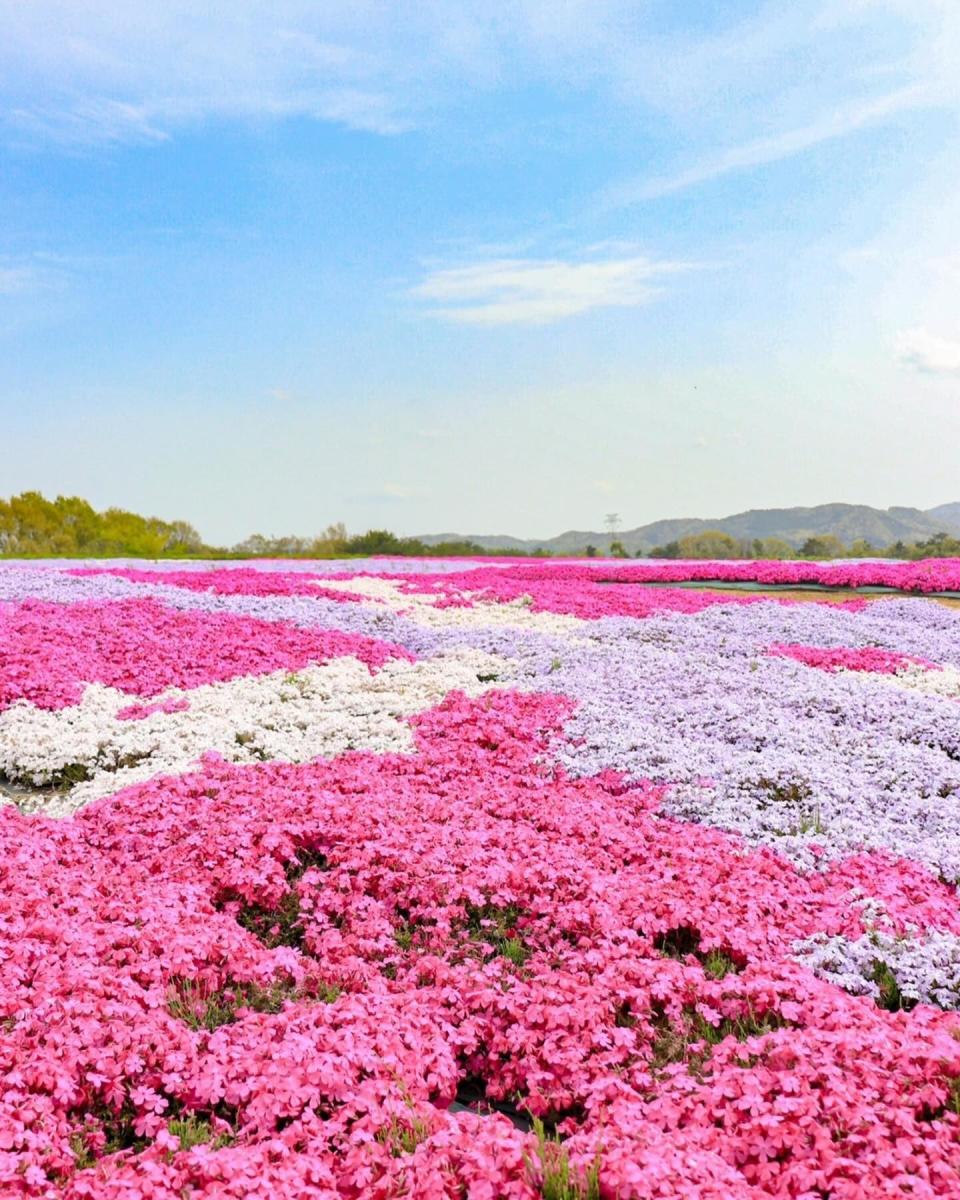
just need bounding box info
[767,643,938,673]
[70,567,367,600]
[3,690,960,1195]
[0,598,411,711]
[368,565,869,620]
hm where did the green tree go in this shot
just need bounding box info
[756,537,797,560]
[0,491,215,558]
[676,530,741,559]
[649,540,681,559]
[801,534,846,559]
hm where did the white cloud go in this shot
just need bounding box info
[8,99,169,148]
[411,254,700,326]
[349,483,425,503]
[895,328,960,376]
[0,265,37,295]
[0,257,71,296]
[2,0,954,153]
[601,0,959,204]
[606,84,936,204]
[0,2,416,144]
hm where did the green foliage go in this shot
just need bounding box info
[0,492,207,556]
[340,529,515,557]
[650,1002,785,1072]
[0,491,207,558]
[168,977,294,1029]
[168,972,339,1030]
[652,925,742,979]
[167,1114,234,1151]
[644,528,960,560]
[701,949,741,980]
[526,1118,601,1200]
[10,489,955,563]
[48,762,94,791]
[375,1112,432,1157]
[677,530,741,559]
[232,523,348,558]
[464,901,530,964]
[900,531,960,559]
[756,536,797,559]
[869,959,916,1013]
[800,534,846,559]
[69,1131,96,1171]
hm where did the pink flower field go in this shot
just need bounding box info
[2,558,960,1198]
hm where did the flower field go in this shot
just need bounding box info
[3,559,960,1199]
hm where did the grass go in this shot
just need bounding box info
[375,1112,432,1157]
[869,959,917,1013]
[394,921,415,951]
[168,977,296,1030]
[69,1111,235,1171]
[464,901,531,965]
[749,777,826,837]
[69,1100,150,1164]
[235,888,305,948]
[649,1002,785,1074]
[652,925,743,978]
[229,848,329,950]
[526,1118,601,1200]
[69,1132,96,1171]
[48,762,93,790]
[167,1114,234,1151]
[168,975,340,1031]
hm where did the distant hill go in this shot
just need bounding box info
[417,503,960,555]
[927,502,960,530]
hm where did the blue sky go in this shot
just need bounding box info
[1,0,958,543]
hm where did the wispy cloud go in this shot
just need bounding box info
[896,328,960,376]
[605,84,937,205]
[349,483,425,503]
[0,265,38,295]
[411,253,701,326]
[0,256,72,295]
[0,2,414,146]
[7,99,170,148]
[1,0,956,158]
[599,0,959,205]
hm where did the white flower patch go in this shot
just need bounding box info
[794,925,960,1010]
[311,577,588,639]
[0,649,516,817]
[846,662,960,702]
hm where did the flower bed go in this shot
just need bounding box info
[2,559,960,1197]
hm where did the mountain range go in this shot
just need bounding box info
[418,503,960,556]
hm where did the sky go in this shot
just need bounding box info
[1,0,958,544]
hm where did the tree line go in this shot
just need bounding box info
[2,493,958,560]
[640,529,960,561]
[0,493,538,558]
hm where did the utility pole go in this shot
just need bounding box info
[604,512,623,557]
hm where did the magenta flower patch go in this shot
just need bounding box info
[1,559,960,1197]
